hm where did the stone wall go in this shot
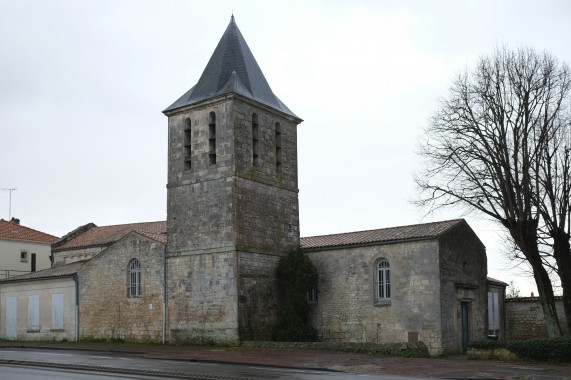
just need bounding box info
[505,297,568,340]
[78,232,164,342]
[305,240,444,355]
[437,222,488,354]
[0,277,77,341]
[304,222,488,356]
[165,95,301,344]
[238,251,281,340]
[166,251,238,344]
[53,246,105,267]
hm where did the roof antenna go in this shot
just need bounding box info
[1,188,16,220]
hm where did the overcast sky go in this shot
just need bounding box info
[2,0,570,296]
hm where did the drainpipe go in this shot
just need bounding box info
[72,273,79,341]
[163,243,167,344]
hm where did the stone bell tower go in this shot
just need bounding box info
[163,16,302,343]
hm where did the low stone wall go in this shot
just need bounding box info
[506,297,568,340]
[241,341,430,358]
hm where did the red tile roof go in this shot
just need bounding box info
[300,219,465,251]
[53,221,166,252]
[0,219,58,244]
[0,260,86,282]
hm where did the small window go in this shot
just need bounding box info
[128,259,142,298]
[375,259,391,301]
[20,250,28,262]
[308,288,318,303]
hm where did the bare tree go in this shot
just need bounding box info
[536,90,571,331]
[506,280,521,299]
[416,47,570,337]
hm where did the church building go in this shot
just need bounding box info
[0,16,493,356]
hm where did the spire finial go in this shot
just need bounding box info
[231,12,235,23]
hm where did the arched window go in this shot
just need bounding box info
[376,259,390,301]
[208,112,216,165]
[184,117,192,170]
[128,259,141,298]
[275,122,282,171]
[252,113,259,167]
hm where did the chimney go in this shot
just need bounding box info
[10,217,20,225]
[531,291,534,297]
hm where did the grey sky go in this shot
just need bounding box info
[1,0,570,295]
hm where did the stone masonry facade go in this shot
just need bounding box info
[165,95,301,343]
[305,222,487,356]
[506,297,568,340]
[436,222,487,353]
[78,232,165,342]
[167,251,238,344]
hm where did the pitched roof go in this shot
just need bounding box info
[0,219,58,244]
[487,276,508,286]
[0,260,86,283]
[164,16,299,119]
[300,219,466,251]
[53,221,166,252]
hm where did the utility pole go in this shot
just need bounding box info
[1,188,17,220]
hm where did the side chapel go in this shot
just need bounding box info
[0,16,496,356]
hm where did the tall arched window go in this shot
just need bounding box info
[208,112,216,165]
[252,113,259,167]
[275,122,282,171]
[128,258,141,298]
[376,259,390,301]
[184,117,192,170]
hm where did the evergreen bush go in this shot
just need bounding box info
[274,249,318,342]
[507,337,571,362]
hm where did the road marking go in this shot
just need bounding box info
[31,352,75,357]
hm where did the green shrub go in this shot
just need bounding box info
[507,337,571,362]
[274,249,318,342]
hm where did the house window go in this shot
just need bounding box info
[183,117,192,170]
[128,259,142,298]
[308,288,318,303]
[252,113,259,167]
[20,250,28,262]
[376,259,391,301]
[208,112,216,165]
[51,293,64,330]
[275,122,282,171]
[488,291,500,336]
[28,295,39,332]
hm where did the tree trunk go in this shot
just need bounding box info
[509,223,562,337]
[551,228,571,335]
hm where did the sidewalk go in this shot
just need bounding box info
[0,341,569,379]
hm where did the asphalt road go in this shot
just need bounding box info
[0,348,427,380]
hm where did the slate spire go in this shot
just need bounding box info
[164,16,298,118]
